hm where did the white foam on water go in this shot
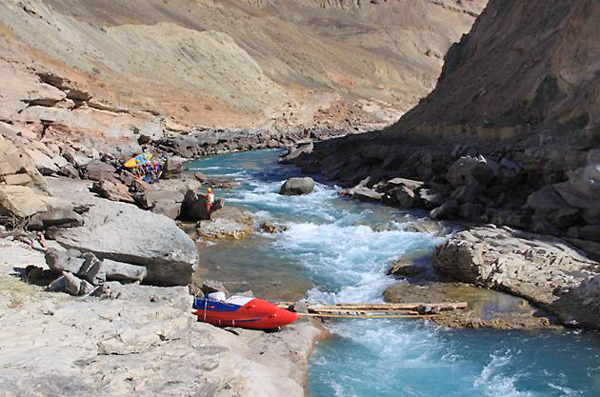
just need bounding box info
[226,180,338,222]
[188,151,600,397]
[309,318,465,397]
[548,383,582,396]
[474,350,533,397]
[276,221,441,304]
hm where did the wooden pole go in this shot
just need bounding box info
[308,309,422,315]
[297,313,440,319]
[309,302,467,311]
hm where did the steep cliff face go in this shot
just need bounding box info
[0,0,485,130]
[399,0,600,134]
[300,0,600,182]
[295,0,600,258]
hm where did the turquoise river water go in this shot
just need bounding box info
[186,150,600,397]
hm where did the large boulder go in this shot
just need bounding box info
[141,189,185,219]
[46,248,86,274]
[29,207,84,230]
[45,248,147,284]
[0,185,70,219]
[179,189,223,221]
[0,128,48,193]
[434,225,600,328]
[53,200,198,286]
[279,177,315,196]
[91,180,135,203]
[162,157,184,179]
[446,155,496,187]
[81,160,116,181]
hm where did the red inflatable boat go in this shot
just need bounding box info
[193,294,299,330]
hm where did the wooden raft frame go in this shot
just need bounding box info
[278,301,468,320]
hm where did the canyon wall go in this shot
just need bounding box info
[295,0,600,257]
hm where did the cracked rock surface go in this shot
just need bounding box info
[434,225,600,328]
[0,239,324,397]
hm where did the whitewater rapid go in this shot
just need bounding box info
[187,150,600,397]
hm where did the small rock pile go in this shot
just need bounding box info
[35,248,148,296]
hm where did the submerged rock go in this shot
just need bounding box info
[260,221,288,234]
[383,279,559,330]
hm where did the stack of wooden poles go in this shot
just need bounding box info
[279,302,468,320]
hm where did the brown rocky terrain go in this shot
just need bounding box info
[0,0,485,140]
[291,0,600,328]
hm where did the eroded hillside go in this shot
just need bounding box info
[0,0,485,130]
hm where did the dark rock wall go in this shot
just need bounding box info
[294,0,600,258]
[400,0,600,132]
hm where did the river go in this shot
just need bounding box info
[186,149,600,397]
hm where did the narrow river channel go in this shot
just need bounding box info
[186,149,600,397]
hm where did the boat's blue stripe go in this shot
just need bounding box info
[193,298,242,312]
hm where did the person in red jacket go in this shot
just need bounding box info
[206,187,215,218]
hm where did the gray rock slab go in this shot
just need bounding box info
[45,248,85,274]
[29,208,84,230]
[103,259,147,282]
[434,225,600,328]
[0,276,325,397]
[0,185,71,219]
[53,199,198,286]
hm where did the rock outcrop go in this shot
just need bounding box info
[0,126,49,193]
[46,248,147,286]
[434,225,600,328]
[53,199,198,286]
[196,207,254,241]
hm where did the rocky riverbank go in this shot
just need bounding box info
[435,225,600,329]
[0,238,325,397]
[0,123,327,395]
[288,139,600,329]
